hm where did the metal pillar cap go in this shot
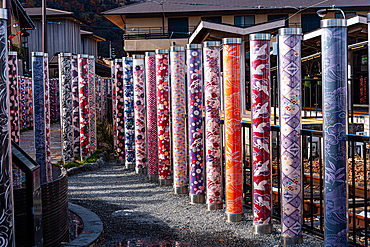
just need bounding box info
[368,13,370,22]
[123,57,133,61]
[249,33,271,41]
[148,174,158,181]
[0,8,7,20]
[78,54,89,58]
[203,41,221,47]
[186,44,202,49]
[207,203,223,211]
[32,52,44,57]
[115,58,122,62]
[8,51,17,56]
[145,52,155,56]
[155,49,169,54]
[133,55,145,59]
[58,53,71,57]
[174,186,188,194]
[254,224,273,234]
[321,19,347,27]
[189,194,205,204]
[226,213,243,222]
[72,55,77,59]
[278,28,302,36]
[170,46,185,52]
[222,38,242,45]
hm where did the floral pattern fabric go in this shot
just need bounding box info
[111,61,117,156]
[44,55,52,182]
[78,56,90,157]
[72,57,80,156]
[115,60,125,161]
[88,58,97,153]
[20,77,26,130]
[8,53,19,144]
[124,59,135,165]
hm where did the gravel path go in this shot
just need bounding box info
[68,158,323,247]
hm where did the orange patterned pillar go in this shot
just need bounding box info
[223,38,243,222]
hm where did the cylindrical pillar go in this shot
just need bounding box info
[32,51,48,182]
[321,19,348,246]
[97,76,102,123]
[145,52,158,181]
[170,46,187,194]
[155,49,171,185]
[28,77,34,127]
[24,77,30,128]
[250,33,272,233]
[58,53,74,164]
[0,8,15,245]
[111,60,117,156]
[8,51,19,144]
[88,56,97,154]
[186,44,204,202]
[20,76,26,130]
[78,54,90,159]
[72,55,80,157]
[278,28,303,245]
[133,55,146,174]
[115,59,125,163]
[44,53,52,181]
[123,57,136,169]
[223,38,243,222]
[203,41,222,210]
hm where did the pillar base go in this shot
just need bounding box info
[254,224,273,234]
[135,167,147,175]
[126,163,135,170]
[158,179,172,186]
[281,236,303,246]
[207,203,223,211]
[226,213,243,222]
[148,174,158,181]
[174,186,187,195]
[189,194,205,204]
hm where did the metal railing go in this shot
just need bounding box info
[123,26,196,40]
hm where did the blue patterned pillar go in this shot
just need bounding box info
[321,19,348,246]
[0,8,15,245]
[278,28,303,245]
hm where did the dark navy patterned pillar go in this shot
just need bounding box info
[32,52,47,182]
[58,53,74,164]
[72,55,80,157]
[44,53,52,181]
[0,8,15,245]
[321,19,348,246]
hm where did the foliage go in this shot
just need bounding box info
[11,43,24,60]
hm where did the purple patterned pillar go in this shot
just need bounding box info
[170,46,187,194]
[78,54,90,159]
[28,77,34,127]
[111,60,117,157]
[133,55,146,174]
[58,53,74,164]
[88,56,97,153]
[115,59,125,163]
[278,28,303,245]
[72,55,80,157]
[250,33,272,232]
[44,53,52,181]
[145,52,158,181]
[203,41,222,210]
[8,51,19,144]
[186,44,204,203]
[20,76,26,130]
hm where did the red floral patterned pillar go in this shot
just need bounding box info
[78,54,90,159]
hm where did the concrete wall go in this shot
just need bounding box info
[124,38,188,52]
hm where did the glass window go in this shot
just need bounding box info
[234,15,255,27]
[301,14,321,33]
[336,12,356,19]
[201,16,222,24]
[268,14,288,22]
[168,17,189,38]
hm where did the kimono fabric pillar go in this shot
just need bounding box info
[72,55,80,157]
[223,38,243,222]
[78,54,90,159]
[44,53,52,181]
[278,28,303,245]
[250,33,272,233]
[32,52,48,182]
[321,19,348,246]
[123,57,135,169]
[111,60,117,157]
[170,46,187,194]
[0,8,15,245]
[115,59,125,163]
[8,51,19,144]
[203,41,222,210]
[155,49,171,185]
[145,52,158,181]
[28,77,34,126]
[186,44,204,203]
[88,56,97,153]
[20,77,26,130]
[133,55,146,174]
[58,53,74,164]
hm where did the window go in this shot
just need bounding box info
[301,14,321,33]
[268,14,288,22]
[234,15,255,27]
[201,16,222,24]
[336,12,356,19]
[168,17,189,38]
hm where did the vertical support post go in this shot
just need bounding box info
[8,51,19,144]
[145,52,158,181]
[368,14,370,137]
[44,53,52,181]
[97,76,102,123]
[111,60,117,157]
[203,41,222,210]
[170,46,187,194]
[28,77,33,127]
[223,38,243,222]
[42,0,47,53]
[88,56,97,154]
[123,57,135,169]
[186,44,204,203]
[278,28,303,245]
[321,18,348,246]
[58,53,74,164]
[72,55,80,157]
[0,7,15,244]
[133,55,146,174]
[32,52,48,182]
[250,33,273,232]
[78,54,90,159]
[24,77,30,128]
[155,49,171,185]
[20,76,26,130]
[115,59,125,163]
